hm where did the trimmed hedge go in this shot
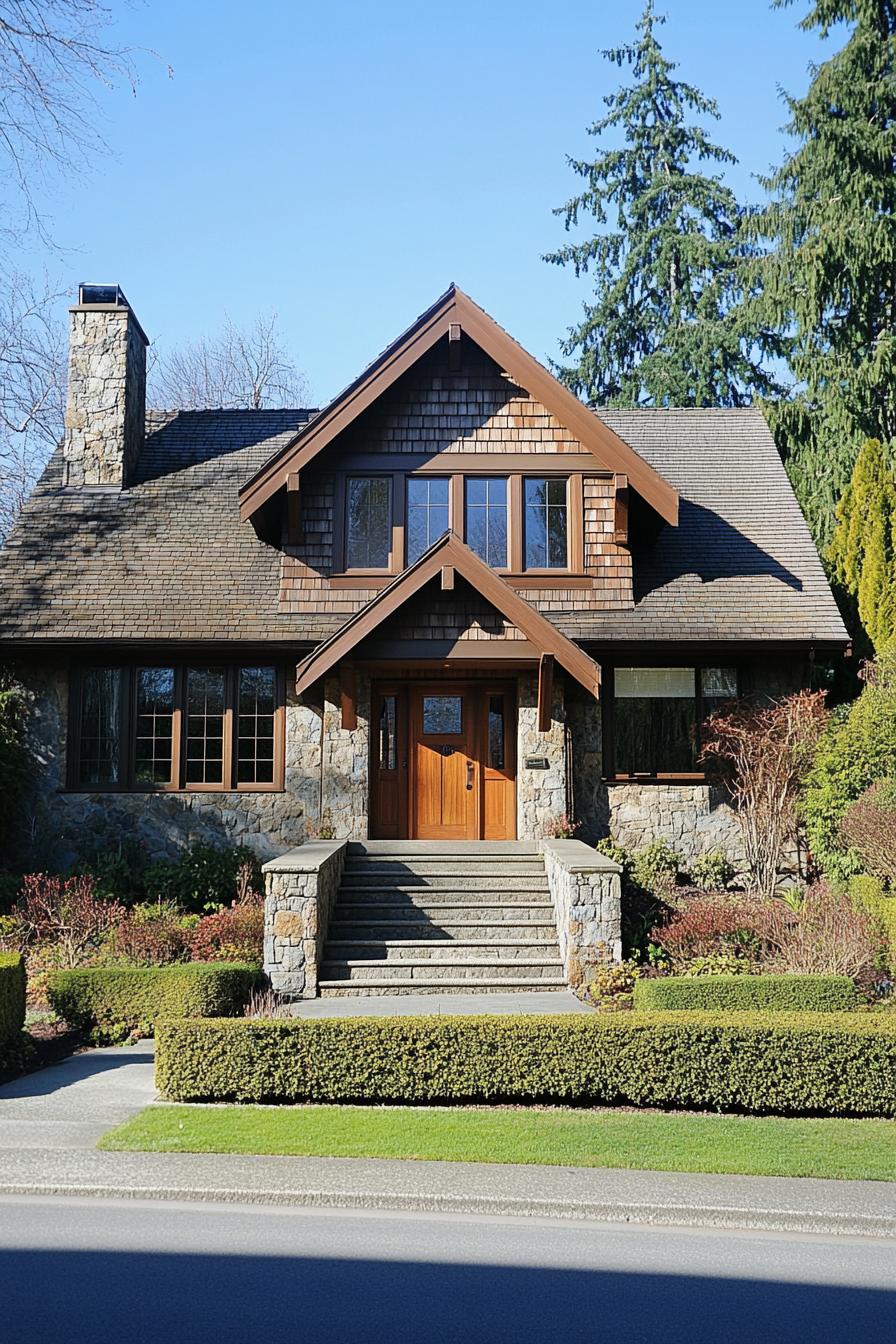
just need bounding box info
[155,1012,896,1116]
[633,974,857,1013]
[849,874,896,974]
[49,963,257,1044]
[0,951,26,1046]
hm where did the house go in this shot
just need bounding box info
[0,283,848,994]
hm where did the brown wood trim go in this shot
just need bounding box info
[450,472,464,541]
[328,453,614,474]
[537,654,554,733]
[295,532,601,698]
[508,474,523,573]
[441,565,455,591]
[340,664,357,731]
[238,285,679,526]
[613,472,629,545]
[286,472,302,545]
[569,474,584,572]
[360,640,541,662]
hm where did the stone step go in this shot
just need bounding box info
[328,921,557,942]
[334,897,553,919]
[319,977,567,996]
[342,862,547,878]
[325,941,562,962]
[338,878,550,895]
[320,959,565,983]
[347,841,540,857]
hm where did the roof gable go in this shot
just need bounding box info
[294,531,602,697]
[239,285,679,526]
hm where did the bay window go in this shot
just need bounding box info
[70,664,284,791]
[605,665,738,780]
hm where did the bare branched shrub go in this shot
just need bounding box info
[14,872,124,967]
[840,780,896,886]
[700,691,828,898]
[244,986,291,1020]
[761,882,882,982]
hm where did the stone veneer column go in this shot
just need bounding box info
[542,839,622,987]
[63,295,147,488]
[263,841,347,998]
[516,671,568,839]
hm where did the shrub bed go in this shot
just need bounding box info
[155,1012,896,1116]
[49,963,257,1043]
[632,973,857,1013]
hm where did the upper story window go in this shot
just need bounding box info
[524,477,568,569]
[466,477,508,568]
[407,477,449,564]
[346,476,392,570]
[71,664,284,792]
[607,665,738,780]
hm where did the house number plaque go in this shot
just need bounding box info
[525,756,549,770]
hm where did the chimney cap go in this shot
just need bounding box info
[78,282,130,307]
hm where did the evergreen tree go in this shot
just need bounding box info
[828,438,896,653]
[747,0,896,549]
[544,1,778,408]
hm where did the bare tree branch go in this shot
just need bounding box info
[150,313,310,410]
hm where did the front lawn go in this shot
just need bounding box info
[99,1104,896,1181]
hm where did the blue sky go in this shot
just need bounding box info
[13,0,833,406]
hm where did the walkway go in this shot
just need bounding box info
[289,990,590,1017]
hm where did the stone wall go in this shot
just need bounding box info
[63,304,147,488]
[542,839,622,982]
[516,671,568,840]
[263,842,346,998]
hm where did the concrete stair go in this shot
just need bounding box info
[319,842,566,996]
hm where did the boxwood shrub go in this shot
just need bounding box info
[155,1012,896,1116]
[633,973,857,1013]
[48,963,257,1044]
[0,950,26,1045]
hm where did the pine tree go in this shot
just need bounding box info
[747,0,896,549]
[544,1,778,408]
[828,438,896,653]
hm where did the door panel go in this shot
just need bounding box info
[370,686,406,839]
[412,689,477,840]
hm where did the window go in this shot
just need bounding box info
[407,477,449,564]
[487,694,505,770]
[76,667,122,786]
[607,666,739,779]
[377,695,398,770]
[465,478,507,567]
[524,478,568,569]
[71,665,283,791]
[346,476,391,569]
[422,695,463,735]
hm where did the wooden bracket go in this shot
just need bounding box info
[441,564,455,591]
[537,653,555,733]
[286,471,302,545]
[339,664,357,731]
[613,472,629,545]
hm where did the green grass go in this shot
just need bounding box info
[98,1104,896,1181]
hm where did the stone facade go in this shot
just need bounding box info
[516,671,569,840]
[543,839,622,980]
[263,842,346,997]
[63,302,147,488]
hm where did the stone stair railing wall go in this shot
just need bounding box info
[263,841,347,999]
[541,839,623,989]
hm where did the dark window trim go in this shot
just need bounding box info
[601,662,742,784]
[67,662,286,794]
[334,473,399,576]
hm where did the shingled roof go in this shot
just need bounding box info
[0,404,847,649]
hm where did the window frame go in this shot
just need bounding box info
[406,474,452,566]
[522,475,572,573]
[67,662,286,793]
[601,662,742,783]
[335,473,399,576]
[464,475,510,570]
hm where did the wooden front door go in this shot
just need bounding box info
[370,680,516,841]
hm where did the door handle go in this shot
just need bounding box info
[466,760,474,790]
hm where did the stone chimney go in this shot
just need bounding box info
[63,284,148,488]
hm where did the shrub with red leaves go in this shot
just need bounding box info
[190,902,263,966]
[650,892,776,968]
[14,873,124,969]
[110,905,193,966]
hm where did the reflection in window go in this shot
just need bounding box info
[488,695,505,770]
[185,668,226,785]
[702,667,738,720]
[378,695,397,770]
[422,695,462,735]
[524,478,568,569]
[135,667,174,785]
[614,667,696,776]
[407,478,449,563]
[77,667,121,785]
[237,667,276,785]
[466,478,507,567]
[346,477,391,569]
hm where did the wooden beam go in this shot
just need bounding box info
[448,321,462,371]
[286,472,302,545]
[441,564,455,591]
[537,653,555,732]
[340,664,357,731]
[613,473,629,545]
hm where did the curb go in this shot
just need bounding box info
[1,1181,894,1237]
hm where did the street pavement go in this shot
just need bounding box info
[1,1194,893,1343]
